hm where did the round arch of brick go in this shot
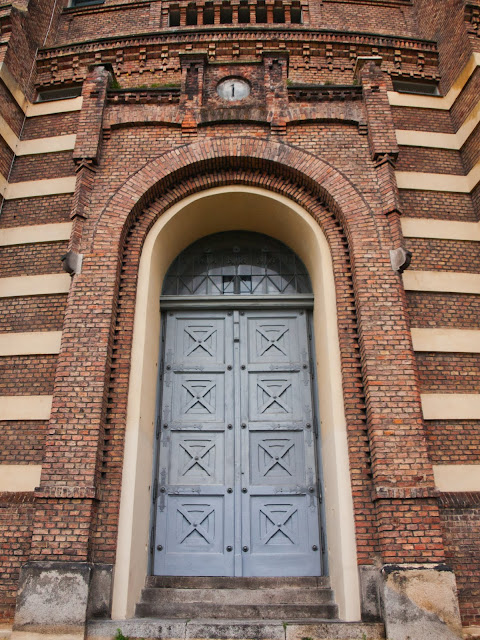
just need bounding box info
[91,135,379,254]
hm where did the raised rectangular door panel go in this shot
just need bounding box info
[154,309,322,577]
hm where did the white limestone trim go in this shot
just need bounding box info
[113,186,361,623]
[433,465,480,492]
[402,271,480,294]
[0,395,52,420]
[400,218,480,241]
[411,328,480,353]
[0,172,7,196]
[396,162,480,193]
[388,52,480,110]
[0,331,62,355]
[0,222,73,246]
[16,134,76,156]
[421,394,480,420]
[396,104,480,150]
[4,176,76,200]
[463,627,480,639]
[0,465,42,492]
[0,273,71,297]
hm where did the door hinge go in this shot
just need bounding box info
[320,527,326,554]
[152,481,158,503]
[149,525,155,553]
[156,416,161,440]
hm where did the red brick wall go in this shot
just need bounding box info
[0,195,73,227]
[440,495,480,627]
[0,241,68,276]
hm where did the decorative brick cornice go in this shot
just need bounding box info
[106,88,180,104]
[35,29,439,87]
[288,84,362,102]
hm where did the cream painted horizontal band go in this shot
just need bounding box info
[403,270,480,294]
[26,97,83,118]
[396,163,480,193]
[0,331,62,355]
[0,172,6,196]
[421,394,480,420]
[401,218,480,241]
[0,62,28,112]
[0,273,71,297]
[433,465,480,492]
[16,134,76,156]
[388,52,480,110]
[0,395,52,420]
[0,63,83,116]
[411,328,480,353]
[0,465,41,492]
[0,113,19,150]
[0,222,73,246]
[4,176,76,199]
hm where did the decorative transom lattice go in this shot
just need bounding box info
[162,232,312,296]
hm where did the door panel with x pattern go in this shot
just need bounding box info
[154,309,321,577]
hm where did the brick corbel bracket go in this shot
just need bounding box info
[262,49,289,135]
[179,51,208,136]
[68,65,112,270]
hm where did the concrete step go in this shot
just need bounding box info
[145,576,329,589]
[88,618,386,640]
[135,602,339,619]
[139,587,335,605]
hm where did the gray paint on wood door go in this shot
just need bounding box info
[154,309,322,577]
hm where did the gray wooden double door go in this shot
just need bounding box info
[153,309,322,577]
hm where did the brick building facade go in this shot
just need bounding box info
[0,1,478,639]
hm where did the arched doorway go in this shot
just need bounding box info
[153,232,323,577]
[112,186,360,621]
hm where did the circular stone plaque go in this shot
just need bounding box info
[217,78,251,101]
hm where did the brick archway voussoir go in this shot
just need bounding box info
[92,137,374,249]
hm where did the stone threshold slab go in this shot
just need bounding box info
[87,618,385,640]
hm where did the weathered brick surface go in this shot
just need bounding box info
[407,292,480,329]
[0,421,47,464]
[391,107,454,134]
[400,191,477,221]
[440,497,480,627]
[9,152,74,182]
[0,496,35,621]
[396,147,465,175]
[0,355,57,395]
[0,241,68,277]
[405,238,480,273]
[0,194,73,227]
[21,112,79,140]
[417,353,480,393]
[426,421,480,464]
[0,295,67,332]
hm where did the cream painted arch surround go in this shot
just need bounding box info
[112,185,361,622]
